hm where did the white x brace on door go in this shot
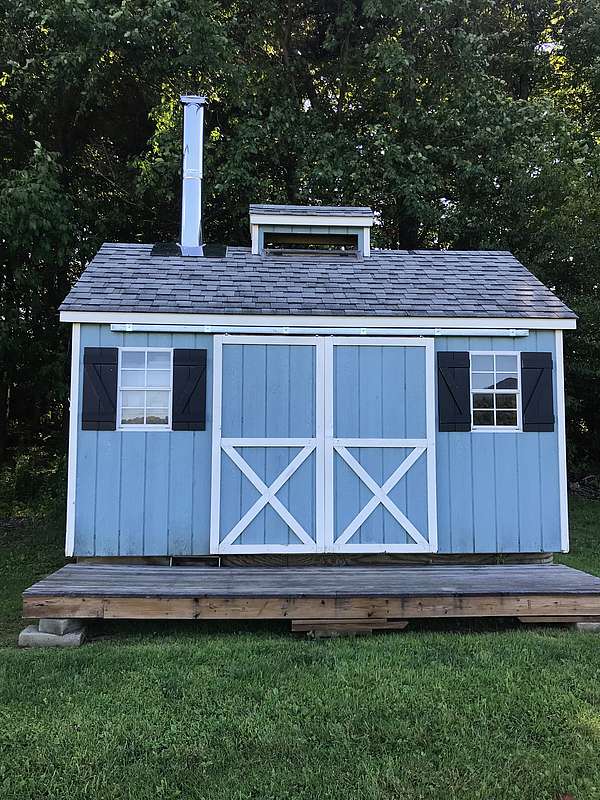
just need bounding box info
[210,336,437,554]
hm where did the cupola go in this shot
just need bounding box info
[249,204,374,257]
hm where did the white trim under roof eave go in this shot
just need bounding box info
[248,212,374,228]
[59,310,578,331]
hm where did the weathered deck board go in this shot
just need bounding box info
[23,564,600,598]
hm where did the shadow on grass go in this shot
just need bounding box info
[84,615,558,646]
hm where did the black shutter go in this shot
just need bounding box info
[438,352,471,432]
[82,348,118,430]
[172,349,207,431]
[521,352,554,432]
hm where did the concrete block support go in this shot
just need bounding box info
[38,618,82,636]
[18,623,87,648]
[574,622,600,633]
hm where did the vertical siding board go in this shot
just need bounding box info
[265,345,290,545]
[493,434,520,552]
[119,432,146,554]
[75,325,101,555]
[192,333,212,555]
[434,338,452,552]
[144,432,170,554]
[489,337,520,552]
[288,346,316,543]
[358,346,383,543]
[220,344,243,546]
[469,336,496,552]
[240,345,267,545]
[334,346,360,542]
[517,332,542,551]
[404,345,429,544]
[93,326,123,555]
[167,332,194,555]
[447,338,474,552]
[383,348,408,544]
[94,432,122,555]
[118,331,147,555]
[536,332,562,550]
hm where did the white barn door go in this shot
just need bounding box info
[325,338,437,553]
[211,335,437,554]
[210,336,324,554]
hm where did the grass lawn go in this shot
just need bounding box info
[1,498,600,799]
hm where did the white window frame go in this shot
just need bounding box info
[470,351,522,433]
[117,347,173,431]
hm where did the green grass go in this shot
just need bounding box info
[1,498,600,799]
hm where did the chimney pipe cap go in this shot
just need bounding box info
[180,95,207,105]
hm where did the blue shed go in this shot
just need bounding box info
[59,96,576,563]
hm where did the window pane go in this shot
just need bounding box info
[471,355,493,371]
[473,393,493,409]
[495,373,518,389]
[472,373,495,390]
[497,410,518,427]
[121,408,144,425]
[146,390,169,408]
[496,354,518,372]
[496,394,517,409]
[473,410,494,426]
[121,370,145,388]
[148,351,171,369]
[146,411,169,425]
[121,351,145,369]
[147,370,170,387]
[121,390,145,407]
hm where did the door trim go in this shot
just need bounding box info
[324,337,438,554]
[210,335,324,554]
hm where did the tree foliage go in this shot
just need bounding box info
[1,0,599,471]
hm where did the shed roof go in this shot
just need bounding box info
[59,243,576,320]
[248,204,373,217]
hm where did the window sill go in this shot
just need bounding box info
[471,427,521,433]
[117,426,172,432]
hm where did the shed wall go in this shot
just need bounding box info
[435,332,561,553]
[75,325,213,556]
[72,325,563,556]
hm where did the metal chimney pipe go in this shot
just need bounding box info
[179,95,207,256]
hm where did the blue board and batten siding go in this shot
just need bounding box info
[436,331,561,553]
[72,325,563,556]
[75,325,213,556]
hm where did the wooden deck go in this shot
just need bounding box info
[22,564,600,626]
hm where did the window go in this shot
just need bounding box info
[470,352,520,430]
[118,349,172,429]
[263,231,358,255]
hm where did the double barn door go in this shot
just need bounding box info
[210,336,437,554]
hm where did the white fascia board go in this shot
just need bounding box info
[60,310,577,331]
[248,212,374,228]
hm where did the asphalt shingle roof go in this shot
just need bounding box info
[59,244,576,319]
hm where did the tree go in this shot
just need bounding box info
[0,0,599,473]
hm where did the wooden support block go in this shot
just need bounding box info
[291,618,409,637]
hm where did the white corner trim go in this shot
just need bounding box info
[555,330,570,552]
[59,310,578,331]
[65,323,80,557]
[209,336,224,555]
[363,228,371,257]
[251,224,259,255]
